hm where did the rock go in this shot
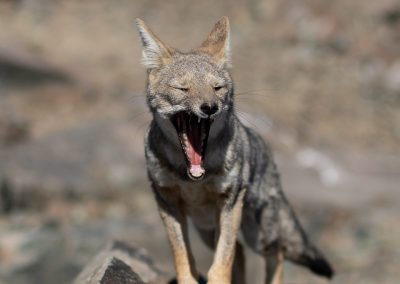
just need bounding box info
[0,42,72,87]
[386,60,400,93]
[73,241,169,284]
[0,177,13,213]
[0,115,30,146]
[0,108,148,209]
[93,257,145,284]
[382,6,400,26]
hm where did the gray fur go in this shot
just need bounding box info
[146,113,333,272]
[138,17,334,282]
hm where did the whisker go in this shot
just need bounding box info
[235,96,275,104]
[128,110,151,122]
[235,87,283,97]
[131,117,151,136]
[235,90,282,104]
[127,93,147,102]
[234,109,261,132]
[236,93,276,98]
[130,93,146,98]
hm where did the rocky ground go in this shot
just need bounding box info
[0,0,399,283]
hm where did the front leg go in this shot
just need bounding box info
[208,188,247,284]
[154,186,198,284]
[265,244,284,284]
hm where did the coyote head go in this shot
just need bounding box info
[136,17,233,180]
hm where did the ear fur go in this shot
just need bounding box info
[196,16,231,67]
[135,18,174,68]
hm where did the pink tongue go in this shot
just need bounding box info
[188,139,202,165]
[187,118,204,177]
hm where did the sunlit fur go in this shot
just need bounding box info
[136,17,334,284]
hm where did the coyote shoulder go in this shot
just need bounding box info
[136,16,334,284]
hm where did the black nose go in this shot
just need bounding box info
[200,103,219,116]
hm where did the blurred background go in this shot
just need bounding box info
[0,0,399,283]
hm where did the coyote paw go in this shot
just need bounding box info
[208,280,230,284]
[168,275,207,284]
[207,275,230,284]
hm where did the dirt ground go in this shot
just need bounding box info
[0,0,399,283]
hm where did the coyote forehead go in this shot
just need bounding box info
[153,54,230,87]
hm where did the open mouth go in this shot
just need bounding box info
[171,112,212,180]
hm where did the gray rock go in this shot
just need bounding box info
[74,241,169,284]
[99,257,144,284]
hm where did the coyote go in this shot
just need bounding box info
[136,17,334,284]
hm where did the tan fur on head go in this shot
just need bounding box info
[135,17,234,121]
[136,18,175,68]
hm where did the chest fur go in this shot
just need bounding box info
[154,167,229,229]
[179,182,221,230]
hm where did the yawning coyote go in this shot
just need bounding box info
[136,16,334,284]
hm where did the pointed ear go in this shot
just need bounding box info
[197,16,231,67]
[135,18,174,68]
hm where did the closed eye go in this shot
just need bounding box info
[172,86,189,92]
